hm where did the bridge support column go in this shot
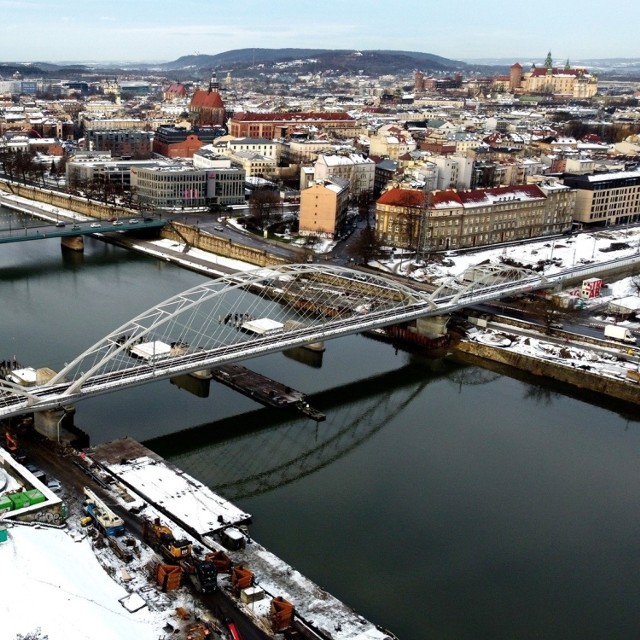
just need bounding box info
[61,235,84,252]
[34,406,75,442]
[415,315,449,339]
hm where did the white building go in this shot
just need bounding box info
[313,153,375,197]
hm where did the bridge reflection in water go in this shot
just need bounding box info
[145,357,498,501]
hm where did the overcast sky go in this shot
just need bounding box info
[3,0,639,63]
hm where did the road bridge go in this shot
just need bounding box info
[0,218,165,244]
[1,256,639,420]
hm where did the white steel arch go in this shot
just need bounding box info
[47,264,430,395]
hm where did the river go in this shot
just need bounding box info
[2,208,640,640]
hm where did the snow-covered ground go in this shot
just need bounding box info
[0,522,189,640]
[467,323,639,383]
[372,226,640,286]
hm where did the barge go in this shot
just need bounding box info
[86,437,396,640]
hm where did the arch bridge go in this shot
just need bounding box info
[0,260,613,419]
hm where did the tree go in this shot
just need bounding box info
[347,226,383,265]
[356,191,373,227]
[15,629,48,640]
[247,187,280,232]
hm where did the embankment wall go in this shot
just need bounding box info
[455,339,639,405]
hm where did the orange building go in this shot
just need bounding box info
[228,112,357,139]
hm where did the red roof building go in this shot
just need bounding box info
[189,74,226,127]
[376,184,572,251]
[228,112,357,139]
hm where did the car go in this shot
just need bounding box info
[55,221,65,227]
[214,225,224,231]
[90,222,101,228]
[128,219,138,224]
[46,478,62,493]
[113,221,123,226]
[72,225,81,230]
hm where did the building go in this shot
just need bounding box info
[227,150,277,179]
[226,137,279,160]
[299,179,350,238]
[503,54,598,99]
[130,162,245,210]
[374,159,402,196]
[228,112,358,139]
[563,170,640,227]
[86,129,153,159]
[66,154,166,190]
[189,73,226,127]
[153,126,225,158]
[313,153,375,197]
[375,184,567,251]
[369,126,417,160]
[164,83,187,102]
[432,155,474,190]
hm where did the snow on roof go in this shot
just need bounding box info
[108,456,251,535]
[608,295,640,312]
[129,341,172,361]
[6,366,37,385]
[240,317,284,335]
[585,169,640,182]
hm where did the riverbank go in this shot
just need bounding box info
[453,328,640,407]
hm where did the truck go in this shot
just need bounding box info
[603,324,636,344]
[142,517,217,593]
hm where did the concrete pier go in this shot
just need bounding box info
[61,235,84,252]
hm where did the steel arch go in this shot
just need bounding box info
[47,264,431,395]
[428,264,543,306]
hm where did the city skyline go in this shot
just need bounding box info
[2,0,639,64]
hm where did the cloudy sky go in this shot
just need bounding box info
[3,0,639,63]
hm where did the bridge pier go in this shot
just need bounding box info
[414,315,450,339]
[61,235,84,252]
[34,406,76,442]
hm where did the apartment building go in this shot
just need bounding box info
[313,153,375,197]
[86,129,153,159]
[227,150,276,178]
[299,179,350,238]
[563,170,640,226]
[226,137,279,160]
[376,184,566,251]
[369,126,417,160]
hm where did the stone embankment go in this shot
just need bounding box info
[454,339,640,406]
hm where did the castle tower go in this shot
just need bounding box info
[510,62,523,91]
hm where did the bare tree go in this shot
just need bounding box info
[347,226,383,265]
[248,187,280,233]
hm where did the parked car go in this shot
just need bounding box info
[46,478,62,493]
